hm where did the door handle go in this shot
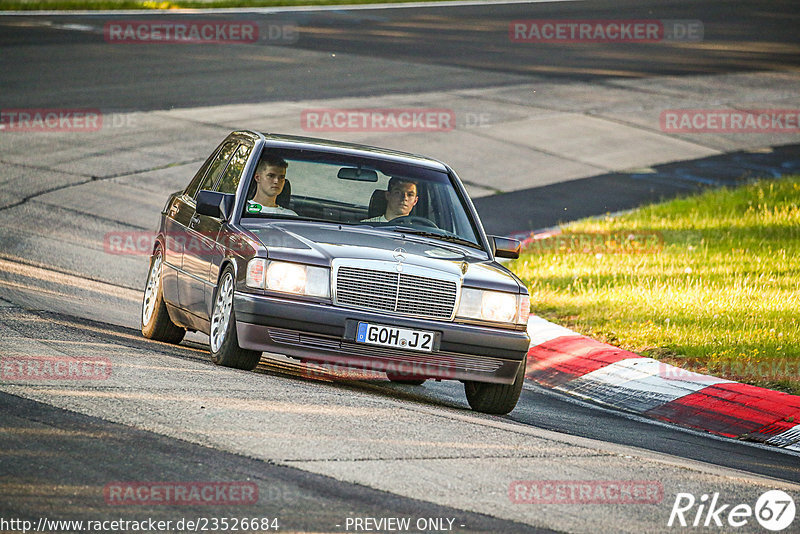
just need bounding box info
[189,214,200,227]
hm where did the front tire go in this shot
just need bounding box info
[209,266,261,371]
[464,355,526,415]
[141,248,185,344]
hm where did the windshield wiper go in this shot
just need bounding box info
[391,226,481,249]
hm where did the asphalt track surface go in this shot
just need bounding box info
[1,306,798,532]
[1,0,799,110]
[0,392,548,533]
[2,1,800,532]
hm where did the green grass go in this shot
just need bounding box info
[0,0,432,10]
[510,176,800,395]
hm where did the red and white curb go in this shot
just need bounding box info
[524,316,800,451]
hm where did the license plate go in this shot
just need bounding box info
[356,322,435,353]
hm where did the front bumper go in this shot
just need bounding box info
[234,292,529,384]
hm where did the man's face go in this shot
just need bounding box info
[255,165,287,197]
[385,182,418,217]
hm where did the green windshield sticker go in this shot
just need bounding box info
[247,202,262,214]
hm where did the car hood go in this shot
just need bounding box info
[243,221,524,293]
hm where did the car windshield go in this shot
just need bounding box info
[241,148,482,248]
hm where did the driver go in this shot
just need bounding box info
[362,177,418,222]
[247,156,298,216]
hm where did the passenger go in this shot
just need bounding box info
[246,156,297,216]
[363,177,418,222]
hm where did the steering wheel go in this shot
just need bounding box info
[389,215,439,229]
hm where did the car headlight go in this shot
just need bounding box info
[246,259,330,298]
[457,288,529,326]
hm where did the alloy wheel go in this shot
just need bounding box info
[210,272,234,353]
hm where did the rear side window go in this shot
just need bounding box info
[185,141,238,199]
[217,144,253,195]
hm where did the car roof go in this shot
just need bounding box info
[247,131,450,172]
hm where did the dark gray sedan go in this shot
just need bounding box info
[142,131,530,414]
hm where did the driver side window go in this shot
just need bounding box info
[217,144,252,195]
[186,141,238,199]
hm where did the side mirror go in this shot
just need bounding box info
[196,190,235,220]
[491,235,521,259]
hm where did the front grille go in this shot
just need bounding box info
[335,266,457,320]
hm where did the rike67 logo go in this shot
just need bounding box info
[668,490,795,531]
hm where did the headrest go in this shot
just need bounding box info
[368,189,387,218]
[276,180,291,208]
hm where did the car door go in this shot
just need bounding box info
[177,140,238,318]
[161,144,227,307]
[183,142,253,320]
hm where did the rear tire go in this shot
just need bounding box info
[464,355,526,415]
[209,266,261,371]
[141,248,185,344]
